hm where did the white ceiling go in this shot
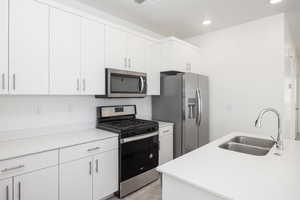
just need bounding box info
[77,0,300,51]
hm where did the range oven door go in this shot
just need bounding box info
[106,68,147,98]
[120,133,159,182]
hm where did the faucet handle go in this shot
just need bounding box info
[270,136,276,142]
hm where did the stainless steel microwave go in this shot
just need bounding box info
[105,68,147,98]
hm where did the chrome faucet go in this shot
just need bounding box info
[255,108,282,150]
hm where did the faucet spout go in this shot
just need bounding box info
[255,108,282,150]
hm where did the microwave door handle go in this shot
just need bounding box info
[140,76,144,93]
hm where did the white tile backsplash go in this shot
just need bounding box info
[0,95,152,135]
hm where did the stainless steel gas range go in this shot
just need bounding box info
[96,105,160,198]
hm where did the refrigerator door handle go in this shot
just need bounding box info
[196,89,199,124]
[196,88,202,126]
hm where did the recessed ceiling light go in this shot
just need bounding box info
[202,20,212,25]
[269,0,283,4]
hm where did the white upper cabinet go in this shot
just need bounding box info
[105,25,148,72]
[13,166,59,200]
[0,0,8,95]
[81,18,105,95]
[127,33,146,71]
[50,8,81,95]
[159,38,200,73]
[146,40,161,95]
[9,0,49,94]
[105,26,127,70]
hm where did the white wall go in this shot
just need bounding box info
[0,96,152,139]
[186,14,287,140]
[283,15,298,139]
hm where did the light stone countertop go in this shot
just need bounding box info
[157,121,174,128]
[0,129,118,161]
[157,132,300,200]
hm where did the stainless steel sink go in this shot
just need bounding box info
[219,136,275,156]
[230,136,275,149]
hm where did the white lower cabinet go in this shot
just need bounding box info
[13,166,59,200]
[93,149,118,200]
[60,157,93,200]
[60,149,118,200]
[159,125,174,165]
[0,178,12,200]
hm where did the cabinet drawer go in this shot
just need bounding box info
[60,137,118,163]
[159,126,173,136]
[0,150,58,179]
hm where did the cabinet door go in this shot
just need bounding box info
[81,18,105,95]
[0,0,8,94]
[146,40,160,95]
[127,33,145,71]
[13,166,58,200]
[50,8,81,95]
[9,0,49,94]
[105,26,127,70]
[60,157,93,200]
[159,132,174,165]
[93,150,118,200]
[0,178,12,200]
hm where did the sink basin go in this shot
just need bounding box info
[219,136,275,156]
[230,136,275,149]
[219,142,270,156]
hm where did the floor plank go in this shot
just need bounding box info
[109,180,161,200]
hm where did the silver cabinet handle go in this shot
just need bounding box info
[1,165,25,173]
[76,79,80,91]
[124,57,127,68]
[140,77,144,93]
[89,161,92,175]
[12,74,16,90]
[87,147,100,152]
[6,185,8,200]
[1,73,4,90]
[82,79,86,92]
[18,182,21,200]
[163,130,170,134]
[95,159,99,173]
[129,58,131,68]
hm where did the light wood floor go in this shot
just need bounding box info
[109,180,161,200]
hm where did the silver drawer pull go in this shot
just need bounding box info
[1,165,25,173]
[95,159,99,173]
[89,161,92,175]
[18,182,21,200]
[2,73,5,90]
[6,185,9,200]
[12,74,16,90]
[163,130,170,133]
[87,147,100,152]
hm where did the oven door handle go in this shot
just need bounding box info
[120,132,158,144]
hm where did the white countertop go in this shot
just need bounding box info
[158,121,174,128]
[157,132,300,200]
[0,129,118,161]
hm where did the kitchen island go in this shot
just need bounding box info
[157,132,300,200]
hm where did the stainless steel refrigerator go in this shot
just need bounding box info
[152,71,209,158]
